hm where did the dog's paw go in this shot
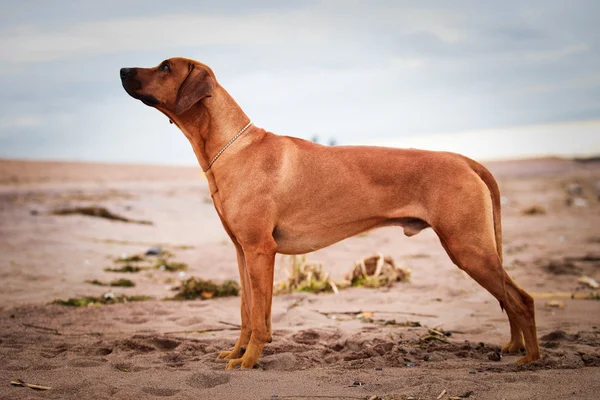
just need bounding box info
[501,341,525,354]
[217,346,245,360]
[516,354,540,365]
[225,356,256,369]
[217,350,234,360]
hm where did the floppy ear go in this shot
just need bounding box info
[175,65,215,115]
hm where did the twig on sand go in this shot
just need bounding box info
[531,291,599,300]
[21,323,61,335]
[217,321,241,328]
[52,206,152,225]
[310,309,439,318]
[428,328,445,337]
[10,379,51,391]
[437,388,447,399]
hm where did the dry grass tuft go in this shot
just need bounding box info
[52,293,151,307]
[274,255,349,295]
[104,251,187,273]
[169,278,239,300]
[274,254,411,294]
[347,253,411,288]
[85,278,135,287]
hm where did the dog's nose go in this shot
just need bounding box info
[120,68,132,79]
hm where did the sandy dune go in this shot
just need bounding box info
[1,157,599,399]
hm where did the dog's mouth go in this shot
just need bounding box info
[121,79,159,106]
[138,95,160,106]
[121,77,141,95]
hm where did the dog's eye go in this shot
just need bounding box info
[160,63,170,72]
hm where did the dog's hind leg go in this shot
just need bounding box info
[435,225,540,364]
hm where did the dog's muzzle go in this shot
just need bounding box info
[120,67,140,90]
[119,67,159,106]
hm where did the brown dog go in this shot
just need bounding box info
[120,57,541,369]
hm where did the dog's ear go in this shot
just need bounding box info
[175,65,215,115]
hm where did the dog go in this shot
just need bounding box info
[120,57,541,369]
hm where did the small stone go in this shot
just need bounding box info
[406,362,416,367]
[397,340,403,344]
[145,246,162,256]
[469,370,477,374]
[423,353,431,361]
[352,381,363,386]
[488,351,502,361]
[375,367,382,371]
[566,197,588,207]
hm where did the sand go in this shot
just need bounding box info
[0,157,599,400]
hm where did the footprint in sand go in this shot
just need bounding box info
[115,336,181,353]
[68,357,108,368]
[186,372,230,389]
[147,336,181,350]
[142,387,181,397]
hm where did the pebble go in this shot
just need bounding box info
[406,362,416,367]
[566,197,588,207]
[397,340,403,344]
[375,367,382,371]
[488,351,502,361]
[145,246,162,256]
[423,353,431,361]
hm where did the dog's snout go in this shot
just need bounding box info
[120,67,133,79]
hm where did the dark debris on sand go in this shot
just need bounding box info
[52,206,152,225]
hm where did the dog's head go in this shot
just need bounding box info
[120,57,216,115]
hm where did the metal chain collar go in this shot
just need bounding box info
[205,120,253,171]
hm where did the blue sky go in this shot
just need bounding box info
[1,1,599,164]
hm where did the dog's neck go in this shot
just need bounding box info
[172,86,251,173]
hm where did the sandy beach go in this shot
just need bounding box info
[1,157,599,400]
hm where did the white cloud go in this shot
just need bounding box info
[0,115,42,133]
[525,43,589,63]
[0,5,474,63]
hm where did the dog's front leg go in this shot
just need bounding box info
[226,239,276,369]
[217,245,252,360]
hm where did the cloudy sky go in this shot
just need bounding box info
[1,0,599,164]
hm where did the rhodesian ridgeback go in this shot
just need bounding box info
[120,57,541,369]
